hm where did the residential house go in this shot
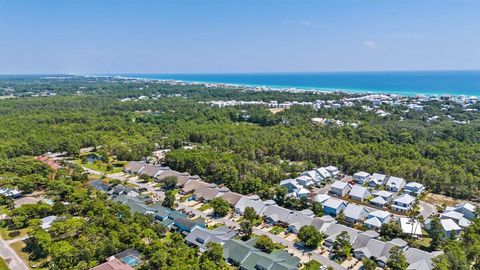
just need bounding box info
[311,215,336,233]
[392,194,416,213]
[279,179,302,193]
[330,181,351,197]
[440,210,471,229]
[451,202,477,220]
[155,170,191,187]
[91,258,135,270]
[181,179,210,195]
[223,239,300,270]
[41,215,57,230]
[369,196,389,208]
[88,180,111,193]
[315,167,331,180]
[174,217,206,233]
[399,217,423,238]
[344,204,369,224]
[139,165,169,178]
[405,248,442,270]
[301,170,323,184]
[261,205,293,225]
[314,194,331,204]
[185,226,237,252]
[295,175,314,188]
[192,185,220,202]
[0,188,23,199]
[323,223,360,247]
[426,218,461,239]
[353,238,408,268]
[219,191,243,207]
[349,185,371,202]
[353,171,371,184]
[372,190,394,202]
[403,182,425,197]
[322,198,347,217]
[291,187,310,199]
[364,210,392,230]
[123,161,146,174]
[239,249,300,270]
[325,165,340,177]
[286,211,315,234]
[369,173,387,187]
[234,197,268,215]
[385,176,406,193]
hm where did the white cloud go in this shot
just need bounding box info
[283,20,324,29]
[362,40,378,49]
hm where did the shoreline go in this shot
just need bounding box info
[100,74,477,98]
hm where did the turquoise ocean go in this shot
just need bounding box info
[119,71,480,96]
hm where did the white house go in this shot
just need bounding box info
[349,185,371,202]
[344,204,369,224]
[301,170,323,184]
[369,196,389,208]
[315,194,331,204]
[372,190,394,202]
[385,176,406,193]
[295,175,315,188]
[392,194,416,213]
[315,167,331,180]
[426,218,461,239]
[325,166,340,177]
[323,198,347,217]
[353,171,371,184]
[403,182,425,197]
[280,179,302,193]
[330,181,351,197]
[369,173,387,187]
[399,217,423,238]
[452,203,477,220]
[364,210,392,229]
[292,187,310,199]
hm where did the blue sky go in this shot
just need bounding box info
[0,0,479,74]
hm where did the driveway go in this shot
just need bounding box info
[418,201,436,219]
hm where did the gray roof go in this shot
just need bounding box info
[223,239,258,264]
[405,248,439,270]
[219,191,243,206]
[235,197,266,215]
[124,161,145,173]
[323,198,347,209]
[324,224,360,244]
[331,180,349,190]
[353,238,402,262]
[193,185,220,201]
[261,205,293,223]
[310,216,336,232]
[185,226,237,251]
[140,165,168,177]
[370,173,387,185]
[394,194,416,204]
[286,211,314,231]
[343,204,368,221]
[386,176,406,189]
[349,185,371,198]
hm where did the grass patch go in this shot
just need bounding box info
[9,241,29,266]
[303,260,321,270]
[0,227,30,240]
[269,226,285,235]
[198,204,211,211]
[208,223,224,230]
[73,159,123,174]
[414,237,432,250]
[0,257,9,270]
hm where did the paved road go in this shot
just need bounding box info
[0,237,29,270]
[419,201,436,219]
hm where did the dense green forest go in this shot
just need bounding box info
[0,76,479,199]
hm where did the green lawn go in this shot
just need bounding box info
[303,260,321,270]
[269,226,285,235]
[198,204,211,211]
[0,227,30,240]
[73,159,123,174]
[0,257,9,270]
[208,223,224,230]
[414,237,432,250]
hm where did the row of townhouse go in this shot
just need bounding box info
[329,180,418,213]
[353,171,425,196]
[280,165,340,198]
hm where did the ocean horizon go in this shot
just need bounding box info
[114,70,480,97]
